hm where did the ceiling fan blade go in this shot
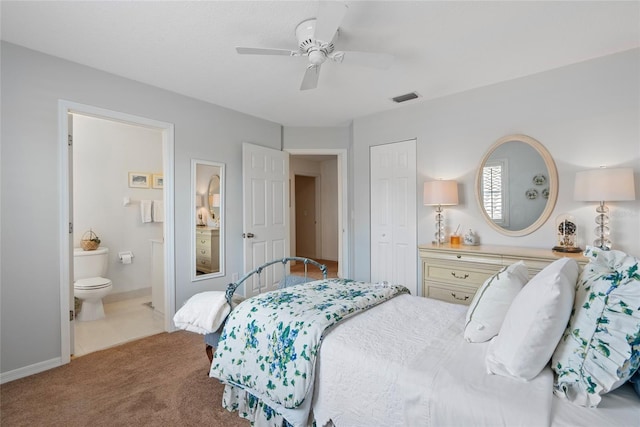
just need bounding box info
[236,47,298,56]
[333,51,394,69]
[314,1,348,43]
[300,64,321,91]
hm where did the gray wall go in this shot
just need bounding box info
[0,42,281,374]
[350,49,640,281]
[2,41,639,379]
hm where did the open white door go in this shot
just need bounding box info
[370,139,417,295]
[242,143,289,298]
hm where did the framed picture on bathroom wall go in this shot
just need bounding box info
[128,172,150,188]
[152,174,164,189]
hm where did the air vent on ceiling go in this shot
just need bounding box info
[391,92,420,103]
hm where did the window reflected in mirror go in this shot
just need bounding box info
[192,160,225,280]
[482,160,507,225]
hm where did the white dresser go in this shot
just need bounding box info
[196,227,220,274]
[418,243,587,305]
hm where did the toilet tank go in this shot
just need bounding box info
[74,247,109,280]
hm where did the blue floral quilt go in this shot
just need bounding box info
[209,279,409,412]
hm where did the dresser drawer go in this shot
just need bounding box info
[196,246,211,257]
[424,263,495,286]
[419,250,502,267]
[197,256,212,271]
[196,237,211,246]
[426,283,477,305]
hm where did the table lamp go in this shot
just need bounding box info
[574,167,635,250]
[424,180,459,244]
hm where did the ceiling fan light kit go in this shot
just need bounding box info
[235,2,394,91]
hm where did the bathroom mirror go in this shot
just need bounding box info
[475,134,558,237]
[192,159,225,281]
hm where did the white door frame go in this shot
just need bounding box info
[58,100,175,364]
[285,148,349,279]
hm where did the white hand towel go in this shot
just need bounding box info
[153,200,165,223]
[140,200,153,223]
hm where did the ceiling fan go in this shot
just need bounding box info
[236,2,394,91]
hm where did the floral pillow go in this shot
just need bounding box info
[552,247,640,407]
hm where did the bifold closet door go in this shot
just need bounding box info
[369,139,417,295]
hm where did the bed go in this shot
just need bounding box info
[177,253,640,426]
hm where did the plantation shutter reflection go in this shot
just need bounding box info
[483,164,503,222]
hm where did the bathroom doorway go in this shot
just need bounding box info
[59,101,175,363]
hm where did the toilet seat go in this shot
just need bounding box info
[75,277,112,290]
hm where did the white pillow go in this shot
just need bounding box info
[486,257,578,380]
[173,291,230,335]
[464,261,529,343]
[553,247,640,407]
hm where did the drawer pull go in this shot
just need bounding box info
[451,272,469,279]
[200,250,206,254]
[200,239,207,244]
[451,292,469,301]
[456,255,462,259]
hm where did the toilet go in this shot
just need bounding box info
[74,247,113,321]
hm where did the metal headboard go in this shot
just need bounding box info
[224,257,328,306]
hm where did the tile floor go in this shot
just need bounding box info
[73,295,165,357]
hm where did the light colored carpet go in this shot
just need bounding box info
[0,331,250,426]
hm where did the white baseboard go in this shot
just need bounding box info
[0,357,63,384]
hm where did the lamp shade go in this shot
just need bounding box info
[574,168,635,202]
[424,180,459,206]
[196,194,203,208]
[211,193,221,207]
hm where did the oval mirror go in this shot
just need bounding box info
[475,134,558,237]
[192,159,225,281]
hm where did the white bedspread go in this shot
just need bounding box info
[312,295,640,426]
[313,295,549,427]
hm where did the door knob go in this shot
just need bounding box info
[243,232,255,238]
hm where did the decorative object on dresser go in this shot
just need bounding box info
[195,227,220,275]
[573,167,635,250]
[423,179,459,244]
[418,243,587,305]
[552,213,582,253]
[463,228,479,245]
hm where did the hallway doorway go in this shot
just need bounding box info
[295,174,318,259]
[288,150,347,278]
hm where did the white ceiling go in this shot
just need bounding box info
[2,1,639,127]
